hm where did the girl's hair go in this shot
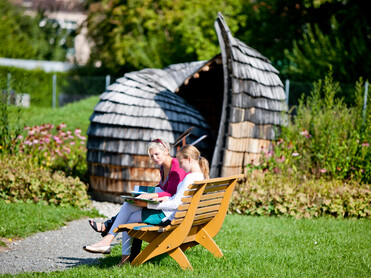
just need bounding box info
[146,137,171,156]
[177,145,209,179]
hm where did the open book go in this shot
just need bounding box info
[130,185,164,196]
[121,195,159,204]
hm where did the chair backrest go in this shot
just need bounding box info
[171,174,244,226]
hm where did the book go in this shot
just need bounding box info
[131,185,164,196]
[121,195,160,204]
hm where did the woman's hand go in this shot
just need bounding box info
[154,196,169,202]
[137,193,158,199]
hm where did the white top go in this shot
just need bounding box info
[147,172,204,222]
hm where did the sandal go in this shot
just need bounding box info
[89,220,105,233]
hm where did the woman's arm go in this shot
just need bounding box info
[148,173,202,211]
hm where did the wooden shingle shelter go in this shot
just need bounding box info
[87,13,286,201]
[87,63,215,201]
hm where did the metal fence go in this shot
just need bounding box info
[55,74,112,107]
[2,72,369,115]
[285,79,369,115]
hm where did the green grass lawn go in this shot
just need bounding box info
[0,200,100,241]
[8,96,99,135]
[2,214,370,278]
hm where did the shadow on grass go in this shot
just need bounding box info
[80,253,170,269]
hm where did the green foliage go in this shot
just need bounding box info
[0,199,100,239]
[0,74,24,155]
[0,67,55,107]
[230,174,371,219]
[0,154,91,208]
[283,0,371,83]
[85,0,244,74]
[0,67,104,108]
[251,72,370,183]
[0,0,73,61]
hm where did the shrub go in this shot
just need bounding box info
[249,73,370,183]
[230,173,371,219]
[0,155,90,208]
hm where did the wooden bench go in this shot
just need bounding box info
[114,174,244,270]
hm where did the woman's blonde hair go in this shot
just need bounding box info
[145,137,171,156]
[176,145,209,179]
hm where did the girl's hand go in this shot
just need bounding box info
[137,193,158,199]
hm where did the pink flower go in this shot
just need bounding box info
[63,146,71,154]
[32,139,39,145]
[300,129,311,138]
[276,138,284,145]
[28,130,35,136]
[320,168,327,173]
[17,135,23,140]
[292,152,299,157]
[278,155,285,162]
[74,129,81,134]
[79,136,86,141]
[53,136,62,144]
[58,123,67,129]
[24,140,32,146]
[361,142,369,147]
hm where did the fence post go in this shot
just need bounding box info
[52,74,57,109]
[285,79,290,107]
[105,75,111,91]
[363,81,369,121]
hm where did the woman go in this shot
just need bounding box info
[83,145,209,267]
[88,137,187,236]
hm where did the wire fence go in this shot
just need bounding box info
[2,73,369,115]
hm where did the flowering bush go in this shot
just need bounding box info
[16,123,88,182]
[247,75,371,184]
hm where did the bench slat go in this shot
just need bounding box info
[174,204,221,218]
[181,192,225,204]
[183,184,228,196]
[171,211,218,225]
[178,198,223,211]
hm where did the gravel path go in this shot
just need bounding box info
[0,201,122,275]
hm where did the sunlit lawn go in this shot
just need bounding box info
[8,96,99,135]
[2,214,370,278]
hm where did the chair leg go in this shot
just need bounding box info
[196,228,223,258]
[168,247,193,270]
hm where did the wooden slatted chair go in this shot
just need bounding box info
[114,174,244,270]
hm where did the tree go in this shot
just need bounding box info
[0,0,73,61]
[282,0,371,83]
[85,0,245,75]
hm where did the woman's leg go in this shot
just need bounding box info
[87,202,142,247]
[118,209,142,266]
